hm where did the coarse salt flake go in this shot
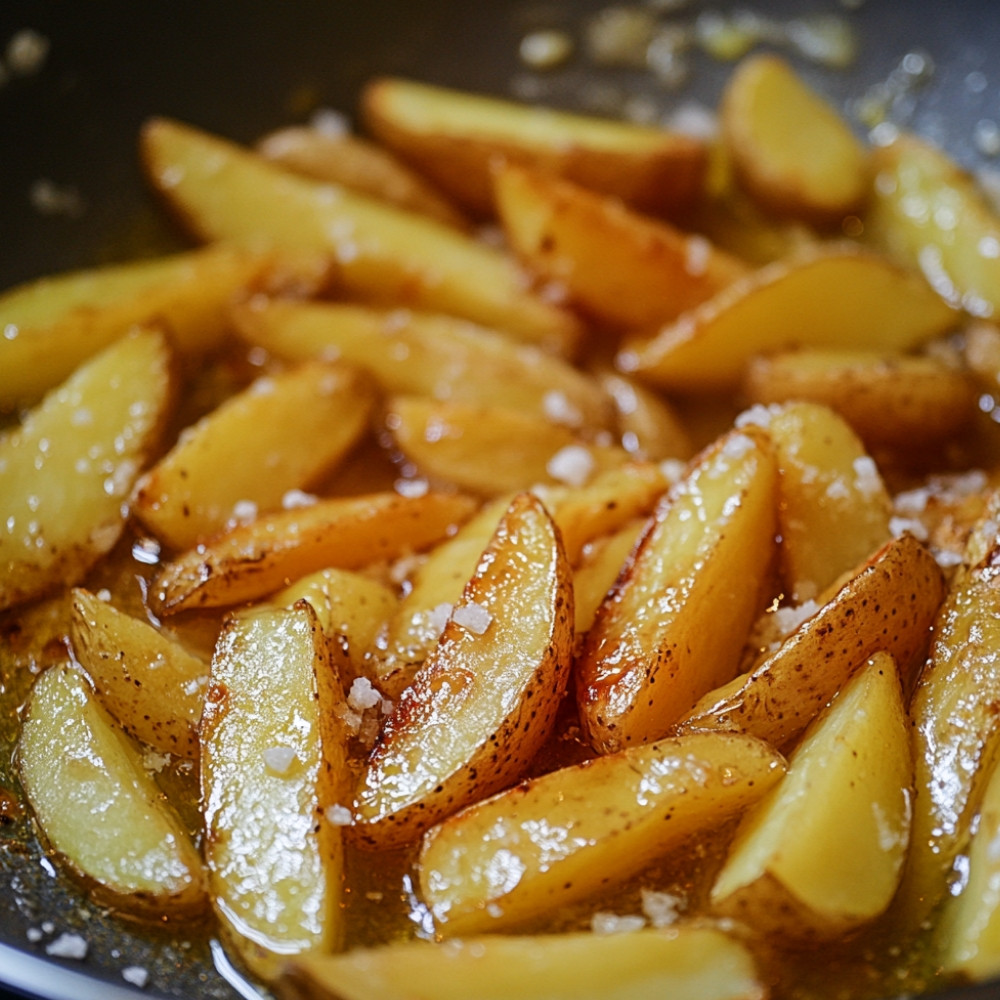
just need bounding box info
[122,966,149,988]
[543,390,584,428]
[641,889,682,927]
[325,804,354,826]
[348,676,382,711]
[282,489,317,509]
[428,602,454,637]
[591,911,646,935]
[453,602,493,635]
[263,746,297,774]
[395,478,429,498]
[45,933,88,960]
[547,444,595,487]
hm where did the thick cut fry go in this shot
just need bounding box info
[495,165,748,329]
[353,494,574,848]
[362,77,707,219]
[0,328,172,612]
[141,118,580,353]
[577,429,778,754]
[201,604,352,980]
[711,653,912,941]
[70,588,208,759]
[18,664,205,914]
[419,731,784,935]
[280,926,767,1000]
[676,533,945,749]
[132,361,375,551]
[720,54,870,224]
[153,491,477,614]
[617,246,959,392]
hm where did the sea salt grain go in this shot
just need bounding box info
[325,804,354,826]
[591,911,646,935]
[348,677,382,712]
[45,933,88,960]
[262,746,297,775]
[547,444,595,487]
[453,602,493,635]
[122,966,149,989]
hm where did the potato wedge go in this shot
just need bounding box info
[711,653,912,941]
[577,428,778,754]
[153,491,477,614]
[597,369,694,462]
[676,532,945,750]
[132,361,375,551]
[362,77,707,219]
[419,731,784,935]
[70,587,208,759]
[280,925,767,1000]
[0,328,172,612]
[353,493,573,848]
[720,54,870,225]
[495,165,748,329]
[18,664,205,914]
[201,603,352,979]
[573,518,647,635]
[617,245,959,392]
[141,117,580,353]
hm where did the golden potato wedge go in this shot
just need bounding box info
[132,361,375,551]
[70,587,208,759]
[152,490,477,614]
[141,117,580,353]
[676,532,945,750]
[280,925,767,1000]
[361,77,707,219]
[577,429,778,754]
[573,518,647,635]
[258,126,468,228]
[597,369,695,462]
[353,493,573,849]
[617,245,959,392]
[865,132,1000,317]
[711,653,912,941]
[202,603,352,979]
[495,165,748,329]
[18,664,205,915]
[419,731,784,935]
[0,328,173,612]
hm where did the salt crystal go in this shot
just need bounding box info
[45,933,88,960]
[641,889,682,927]
[348,676,382,711]
[325,804,354,826]
[122,966,149,988]
[428,602,454,637]
[282,489,317,509]
[547,444,595,487]
[591,911,645,935]
[262,746,297,774]
[453,602,493,635]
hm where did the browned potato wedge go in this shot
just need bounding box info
[676,532,945,750]
[152,491,477,614]
[711,653,911,941]
[418,731,784,935]
[577,429,778,754]
[353,493,573,848]
[141,117,581,354]
[361,77,707,219]
[280,925,767,1000]
[720,54,870,225]
[132,361,375,551]
[865,132,1000,317]
[617,245,959,392]
[70,588,208,759]
[258,126,468,228]
[202,603,352,979]
[495,165,749,329]
[0,328,172,612]
[597,370,695,462]
[18,664,205,915]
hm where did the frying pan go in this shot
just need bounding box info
[1,1,998,998]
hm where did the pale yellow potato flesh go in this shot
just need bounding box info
[577,429,778,754]
[711,653,912,940]
[597,369,695,462]
[0,328,172,612]
[353,493,574,849]
[418,731,784,935]
[616,245,959,392]
[573,518,647,635]
[280,926,767,1000]
[70,587,208,759]
[132,360,375,551]
[18,664,205,915]
[201,603,352,980]
[141,117,580,354]
[361,77,707,219]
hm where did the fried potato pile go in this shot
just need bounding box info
[5,52,1000,1000]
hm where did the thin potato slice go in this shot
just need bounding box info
[18,664,205,914]
[153,491,477,614]
[617,245,959,392]
[577,429,778,754]
[70,587,208,759]
[495,165,748,329]
[711,653,912,941]
[419,731,784,935]
[132,361,375,551]
[362,77,707,219]
[280,926,767,1000]
[0,328,172,612]
[141,117,580,353]
[353,493,574,848]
